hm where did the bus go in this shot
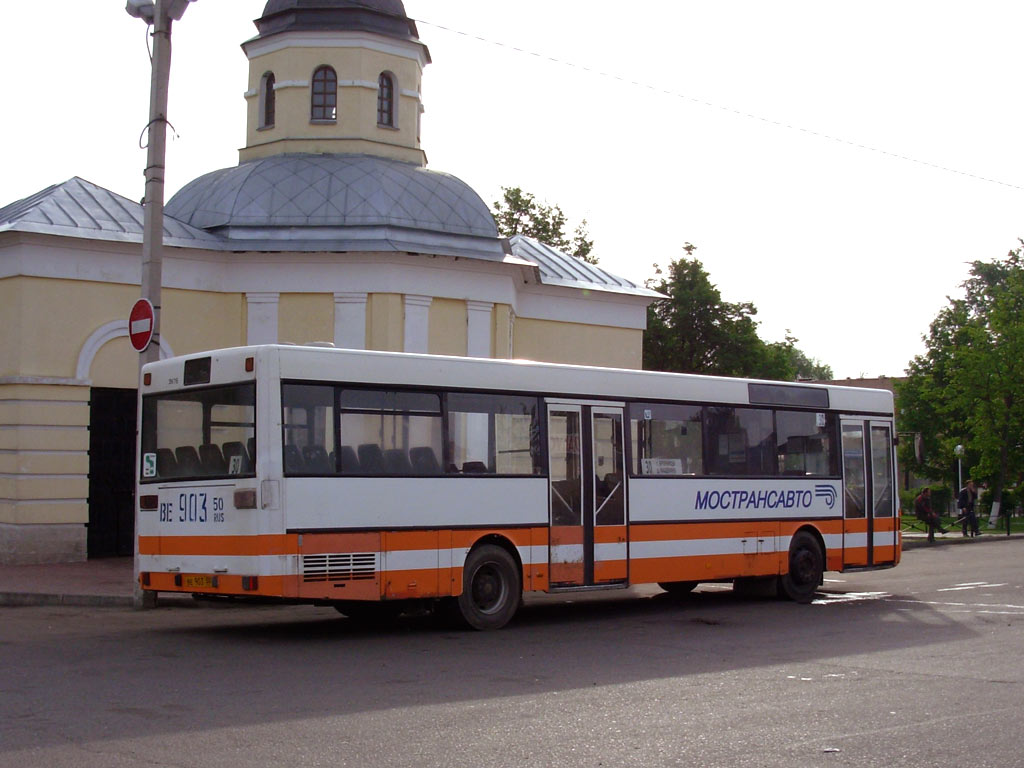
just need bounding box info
[137,344,899,629]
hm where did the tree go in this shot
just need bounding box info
[896,242,1024,528]
[643,244,827,381]
[492,186,597,264]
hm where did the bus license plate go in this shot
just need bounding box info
[184,575,214,589]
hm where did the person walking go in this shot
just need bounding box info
[914,487,948,542]
[958,480,980,537]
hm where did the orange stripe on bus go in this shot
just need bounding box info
[139,534,295,556]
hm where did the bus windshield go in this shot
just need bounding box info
[140,383,256,482]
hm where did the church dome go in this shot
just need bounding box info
[255,0,422,43]
[166,153,500,247]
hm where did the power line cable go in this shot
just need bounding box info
[416,19,1023,193]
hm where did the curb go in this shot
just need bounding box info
[902,533,1024,551]
[0,592,134,608]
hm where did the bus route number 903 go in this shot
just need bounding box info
[157,493,225,523]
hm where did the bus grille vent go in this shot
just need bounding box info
[302,553,377,582]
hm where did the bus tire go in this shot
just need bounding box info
[658,580,698,596]
[457,544,521,631]
[779,531,823,604]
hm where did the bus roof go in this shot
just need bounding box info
[142,344,894,415]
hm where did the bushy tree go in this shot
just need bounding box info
[492,186,596,264]
[896,242,1024,524]
[643,245,828,381]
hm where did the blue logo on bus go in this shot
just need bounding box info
[815,484,837,509]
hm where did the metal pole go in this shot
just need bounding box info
[134,0,173,609]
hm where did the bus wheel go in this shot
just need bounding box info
[658,580,698,597]
[779,531,823,604]
[457,545,521,631]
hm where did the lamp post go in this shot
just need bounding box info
[954,444,964,517]
[126,0,196,608]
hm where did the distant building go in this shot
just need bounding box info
[0,0,659,564]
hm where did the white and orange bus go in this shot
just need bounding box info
[137,344,899,629]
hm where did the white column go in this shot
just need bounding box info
[466,300,494,358]
[404,294,432,354]
[246,292,279,345]
[334,291,367,349]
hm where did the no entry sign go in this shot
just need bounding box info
[129,298,155,352]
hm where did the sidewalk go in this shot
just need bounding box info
[0,557,136,607]
[2,532,1023,607]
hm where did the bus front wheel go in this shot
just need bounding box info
[779,531,823,604]
[457,544,521,630]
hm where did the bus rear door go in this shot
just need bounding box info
[547,401,628,588]
[841,418,897,567]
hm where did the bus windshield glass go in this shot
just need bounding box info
[140,384,256,482]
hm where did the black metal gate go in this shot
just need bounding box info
[88,388,137,558]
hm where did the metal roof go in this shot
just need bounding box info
[0,177,220,247]
[509,234,664,299]
[165,153,505,259]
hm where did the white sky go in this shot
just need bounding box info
[2,1,1022,379]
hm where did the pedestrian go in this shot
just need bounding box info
[958,480,980,537]
[914,487,948,542]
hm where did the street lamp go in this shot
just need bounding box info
[954,444,964,493]
[126,0,197,608]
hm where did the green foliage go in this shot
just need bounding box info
[642,245,831,381]
[897,242,1024,510]
[492,186,597,264]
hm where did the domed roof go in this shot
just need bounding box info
[165,154,502,256]
[255,0,421,43]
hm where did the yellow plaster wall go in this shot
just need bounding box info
[162,289,245,356]
[0,278,21,377]
[367,293,404,352]
[428,298,467,356]
[0,383,89,526]
[5,277,139,380]
[514,319,643,370]
[278,294,334,345]
[243,45,424,164]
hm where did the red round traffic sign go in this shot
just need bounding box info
[129,298,155,352]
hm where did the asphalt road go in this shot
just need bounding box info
[2,541,1022,768]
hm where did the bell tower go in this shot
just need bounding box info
[240,0,430,165]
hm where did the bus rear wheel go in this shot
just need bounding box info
[456,544,521,631]
[779,531,823,604]
[658,580,698,597]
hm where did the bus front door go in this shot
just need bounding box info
[841,419,897,567]
[547,402,628,588]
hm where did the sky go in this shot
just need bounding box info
[2,1,1022,379]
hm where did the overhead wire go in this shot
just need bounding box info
[412,18,1023,193]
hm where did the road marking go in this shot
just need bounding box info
[937,582,1008,592]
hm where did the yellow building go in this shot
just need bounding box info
[0,0,659,565]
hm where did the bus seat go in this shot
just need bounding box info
[156,448,177,477]
[284,444,305,473]
[174,446,202,475]
[339,445,360,474]
[462,460,488,474]
[383,448,414,475]
[358,443,385,475]
[302,445,333,474]
[410,446,442,475]
[222,441,251,473]
[199,443,227,475]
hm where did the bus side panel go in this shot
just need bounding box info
[295,532,382,601]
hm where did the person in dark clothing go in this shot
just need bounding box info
[957,480,980,537]
[914,487,948,542]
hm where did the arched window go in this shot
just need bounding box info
[260,72,276,129]
[377,72,396,127]
[311,65,337,121]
